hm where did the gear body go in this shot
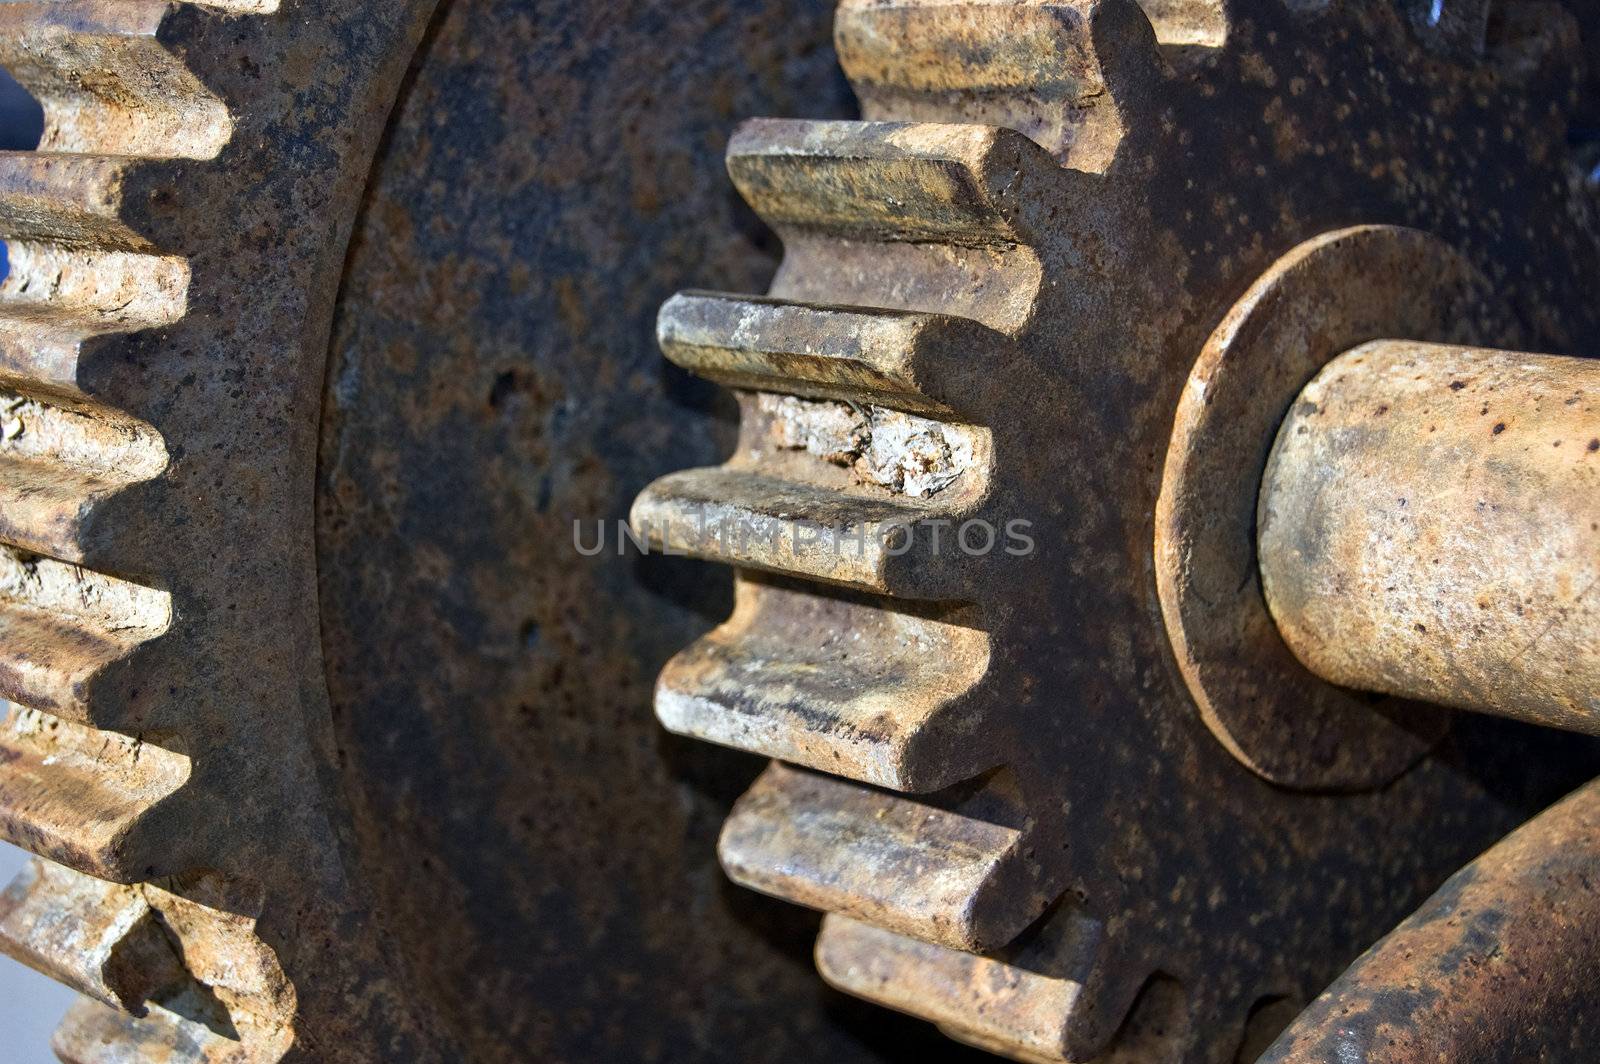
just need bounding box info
[637,0,1600,1059]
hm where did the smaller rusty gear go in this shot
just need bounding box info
[0,2,441,1058]
[635,0,1600,1059]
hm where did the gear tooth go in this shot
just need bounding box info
[53,994,237,1064]
[658,577,993,791]
[0,239,187,399]
[726,119,1047,329]
[816,912,1144,1064]
[729,118,1045,246]
[0,2,233,160]
[0,857,188,1013]
[816,914,1083,1063]
[659,291,995,417]
[0,547,168,725]
[188,0,280,10]
[0,703,189,882]
[1135,0,1227,49]
[719,763,1040,952]
[0,152,151,252]
[833,0,1171,168]
[0,380,168,564]
[631,465,978,598]
[0,240,188,339]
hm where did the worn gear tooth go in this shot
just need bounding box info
[659,291,1010,417]
[0,857,188,1013]
[834,0,1169,168]
[727,119,1050,329]
[719,763,1044,952]
[658,577,994,791]
[0,547,168,724]
[816,915,1088,1064]
[0,238,187,394]
[186,0,280,11]
[631,465,980,598]
[817,913,1145,1063]
[0,239,187,338]
[52,994,238,1064]
[0,152,152,251]
[0,383,166,563]
[729,118,1046,246]
[0,703,189,881]
[0,2,232,159]
[1135,0,1227,49]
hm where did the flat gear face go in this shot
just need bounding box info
[0,1,982,1061]
[634,0,1600,1060]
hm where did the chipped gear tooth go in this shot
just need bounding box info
[0,857,190,1014]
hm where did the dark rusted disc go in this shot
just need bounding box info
[1155,225,1517,790]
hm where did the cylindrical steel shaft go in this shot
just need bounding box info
[1258,339,1600,732]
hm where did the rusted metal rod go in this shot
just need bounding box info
[1258,339,1600,732]
[1261,776,1600,1063]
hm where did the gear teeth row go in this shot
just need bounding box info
[719,763,1050,952]
[0,2,237,160]
[0,856,188,1013]
[0,157,186,883]
[0,0,210,897]
[816,913,1143,1064]
[833,0,1178,169]
[656,576,994,791]
[636,116,1050,967]
[0,703,188,881]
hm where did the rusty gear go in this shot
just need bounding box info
[0,1,945,1062]
[635,0,1600,1060]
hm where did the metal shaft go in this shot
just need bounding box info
[1258,339,1600,732]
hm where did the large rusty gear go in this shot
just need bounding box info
[0,2,959,1062]
[634,0,1600,1060]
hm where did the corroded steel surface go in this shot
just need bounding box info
[1260,339,1600,733]
[1261,777,1600,1063]
[634,0,1600,1060]
[310,1,968,1060]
